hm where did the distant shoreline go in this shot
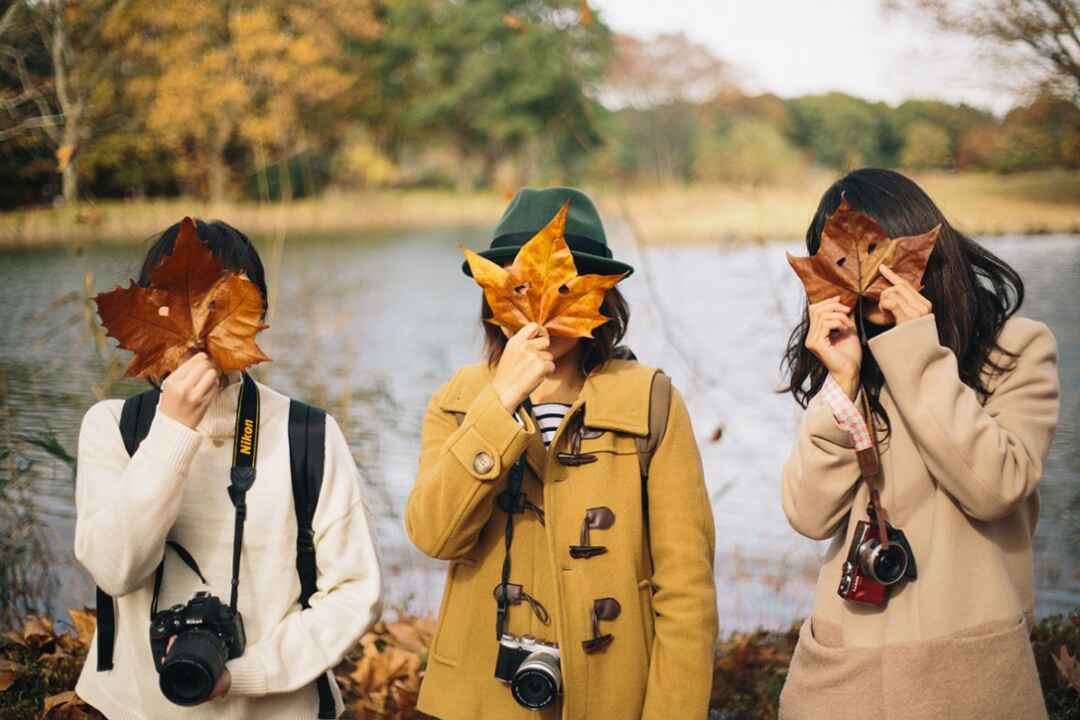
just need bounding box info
[2,170,1079,248]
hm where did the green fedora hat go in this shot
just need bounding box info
[461,186,634,278]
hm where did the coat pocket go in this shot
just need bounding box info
[431,558,478,667]
[884,617,1047,720]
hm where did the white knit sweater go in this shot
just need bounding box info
[73,379,383,719]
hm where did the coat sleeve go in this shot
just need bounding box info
[641,388,718,720]
[226,414,383,696]
[405,378,537,560]
[73,400,203,596]
[869,314,1059,522]
[780,391,862,540]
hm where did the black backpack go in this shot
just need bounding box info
[94,387,337,719]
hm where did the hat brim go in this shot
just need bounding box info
[461,247,634,278]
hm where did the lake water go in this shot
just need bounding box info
[0,224,1076,631]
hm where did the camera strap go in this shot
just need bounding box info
[227,372,260,611]
[495,398,533,640]
[147,373,260,618]
[854,297,891,549]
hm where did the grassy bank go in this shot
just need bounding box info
[2,609,1079,719]
[2,170,1079,248]
[0,190,510,247]
[618,169,1080,246]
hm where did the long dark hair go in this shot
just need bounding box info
[482,287,631,375]
[781,168,1023,428]
[139,218,268,315]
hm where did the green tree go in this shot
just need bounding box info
[900,120,953,169]
[785,93,902,170]
[381,0,613,190]
[695,118,804,184]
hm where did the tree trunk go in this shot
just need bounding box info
[278,154,293,203]
[62,158,78,204]
[208,139,228,205]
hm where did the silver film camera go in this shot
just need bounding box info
[494,634,561,710]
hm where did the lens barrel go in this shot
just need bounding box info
[511,650,561,710]
[159,629,229,706]
[857,538,909,586]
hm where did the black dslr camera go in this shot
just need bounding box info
[150,591,246,705]
[838,510,917,607]
[495,634,562,710]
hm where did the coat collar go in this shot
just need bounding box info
[435,359,657,437]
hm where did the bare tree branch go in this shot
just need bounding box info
[0,112,62,140]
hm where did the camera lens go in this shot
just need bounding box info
[858,538,909,586]
[159,629,229,706]
[511,651,561,710]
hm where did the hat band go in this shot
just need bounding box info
[491,232,613,259]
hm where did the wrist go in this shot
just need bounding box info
[491,379,524,413]
[831,372,859,400]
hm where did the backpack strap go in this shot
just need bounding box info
[95,388,160,671]
[287,399,336,720]
[635,371,672,573]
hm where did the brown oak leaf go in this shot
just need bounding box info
[462,201,626,337]
[94,217,269,381]
[787,196,940,306]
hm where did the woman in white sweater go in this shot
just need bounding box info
[73,219,383,719]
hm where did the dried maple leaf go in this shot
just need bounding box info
[462,201,626,338]
[1054,645,1080,693]
[787,196,940,306]
[95,217,270,381]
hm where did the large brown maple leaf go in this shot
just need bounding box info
[787,196,940,306]
[95,217,270,381]
[462,201,626,338]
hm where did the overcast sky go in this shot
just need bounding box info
[592,1,1026,114]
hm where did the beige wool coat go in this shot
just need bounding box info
[779,314,1060,720]
[405,359,718,720]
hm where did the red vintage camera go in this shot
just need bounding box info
[837,509,917,607]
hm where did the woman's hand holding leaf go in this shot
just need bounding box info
[492,323,556,413]
[878,264,933,325]
[805,297,861,399]
[159,352,221,429]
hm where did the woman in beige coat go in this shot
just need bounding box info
[778,169,1059,720]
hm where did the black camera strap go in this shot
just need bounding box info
[148,373,260,617]
[495,398,532,640]
[227,372,260,611]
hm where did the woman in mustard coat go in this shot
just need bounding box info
[405,187,718,720]
[778,169,1059,719]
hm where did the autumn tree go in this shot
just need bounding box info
[602,32,737,183]
[115,1,380,203]
[885,0,1080,101]
[0,0,134,204]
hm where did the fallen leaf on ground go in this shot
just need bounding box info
[68,608,97,647]
[94,217,269,381]
[463,201,625,337]
[1054,644,1080,693]
[787,196,939,306]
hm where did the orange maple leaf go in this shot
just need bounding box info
[94,217,270,381]
[786,196,940,306]
[462,201,626,338]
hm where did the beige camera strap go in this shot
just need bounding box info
[858,388,891,550]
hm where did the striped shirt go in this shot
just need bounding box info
[515,402,573,448]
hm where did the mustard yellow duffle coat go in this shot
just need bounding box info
[406,359,718,720]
